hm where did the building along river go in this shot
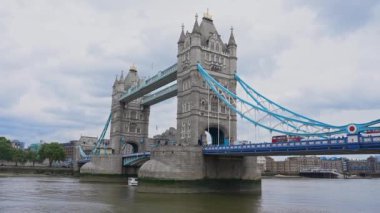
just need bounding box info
[0,175,379,213]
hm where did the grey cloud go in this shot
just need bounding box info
[293,0,380,35]
[279,86,380,120]
[237,28,293,79]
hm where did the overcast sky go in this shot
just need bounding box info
[0,0,379,149]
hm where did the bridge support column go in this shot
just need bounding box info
[139,146,204,180]
[80,155,122,175]
[138,146,261,193]
[204,156,261,180]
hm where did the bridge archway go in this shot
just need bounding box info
[121,141,139,154]
[207,127,225,145]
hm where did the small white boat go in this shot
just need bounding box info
[128,177,138,186]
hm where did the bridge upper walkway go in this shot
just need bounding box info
[141,83,178,106]
[119,64,177,103]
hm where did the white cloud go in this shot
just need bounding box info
[0,0,379,152]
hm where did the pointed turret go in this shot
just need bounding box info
[124,65,140,89]
[119,70,124,82]
[192,14,200,35]
[228,27,237,47]
[198,10,220,46]
[177,24,185,44]
[113,75,118,87]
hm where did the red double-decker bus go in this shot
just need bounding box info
[288,135,303,142]
[272,135,303,143]
[364,130,380,134]
[272,135,288,143]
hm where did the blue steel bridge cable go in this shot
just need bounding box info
[236,72,380,133]
[235,74,338,127]
[237,73,380,132]
[197,64,347,137]
[197,64,341,129]
[198,64,332,129]
[237,78,326,137]
[92,112,112,155]
[198,64,380,135]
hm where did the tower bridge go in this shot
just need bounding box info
[80,12,380,186]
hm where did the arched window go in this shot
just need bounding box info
[200,99,208,110]
[221,105,226,113]
[210,42,214,50]
[202,80,206,88]
[129,123,136,133]
[181,122,186,139]
[187,120,191,138]
[216,43,219,51]
[130,111,136,120]
[211,100,218,112]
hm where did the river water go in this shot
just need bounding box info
[0,176,379,213]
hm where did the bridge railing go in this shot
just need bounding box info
[203,135,380,152]
[122,152,151,158]
[122,152,151,166]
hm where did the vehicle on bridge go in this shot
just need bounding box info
[272,135,303,143]
[364,130,380,135]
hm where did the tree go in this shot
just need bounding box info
[0,137,13,161]
[26,150,40,167]
[39,143,66,167]
[12,149,27,166]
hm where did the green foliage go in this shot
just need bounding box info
[12,149,27,166]
[26,150,40,167]
[39,142,66,167]
[0,137,13,161]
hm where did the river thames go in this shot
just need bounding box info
[0,176,379,213]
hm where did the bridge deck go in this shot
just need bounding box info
[122,136,380,163]
[203,136,380,156]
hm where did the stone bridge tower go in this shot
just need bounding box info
[110,66,150,154]
[176,12,237,146]
[139,13,260,186]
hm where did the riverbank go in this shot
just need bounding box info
[0,166,74,176]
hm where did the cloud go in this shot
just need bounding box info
[0,0,379,152]
[292,0,380,35]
